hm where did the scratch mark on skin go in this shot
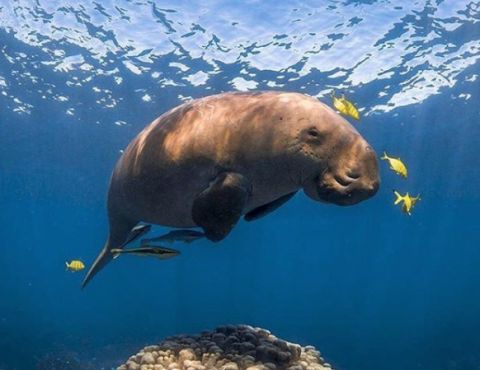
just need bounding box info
[285,139,305,186]
[205,103,215,121]
[193,100,215,121]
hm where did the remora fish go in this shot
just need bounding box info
[111,246,180,260]
[142,229,205,244]
[122,224,151,247]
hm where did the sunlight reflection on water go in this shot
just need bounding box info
[0,0,478,117]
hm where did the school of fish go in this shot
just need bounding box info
[331,91,420,216]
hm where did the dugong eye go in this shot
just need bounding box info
[302,127,324,144]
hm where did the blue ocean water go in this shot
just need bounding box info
[0,0,479,369]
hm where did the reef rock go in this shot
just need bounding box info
[118,325,333,370]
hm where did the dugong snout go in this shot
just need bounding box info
[305,137,380,206]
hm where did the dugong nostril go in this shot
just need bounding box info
[334,174,353,187]
[346,170,360,179]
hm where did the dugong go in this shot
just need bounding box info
[83,91,379,287]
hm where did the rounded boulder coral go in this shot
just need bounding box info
[118,325,333,370]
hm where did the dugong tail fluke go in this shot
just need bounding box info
[81,240,113,289]
[82,216,138,288]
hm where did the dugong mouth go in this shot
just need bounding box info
[304,170,379,206]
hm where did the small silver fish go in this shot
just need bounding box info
[111,246,180,260]
[142,229,205,244]
[122,224,151,247]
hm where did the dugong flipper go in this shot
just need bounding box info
[192,172,251,241]
[244,191,297,222]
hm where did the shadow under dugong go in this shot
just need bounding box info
[83,91,380,287]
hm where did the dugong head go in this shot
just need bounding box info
[291,98,380,206]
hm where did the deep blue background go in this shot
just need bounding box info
[1,1,480,369]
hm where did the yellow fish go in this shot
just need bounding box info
[66,260,85,272]
[393,191,420,216]
[381,152,408,178]
[331,91,360,120]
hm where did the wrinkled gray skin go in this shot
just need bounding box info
[83,91,380,287]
